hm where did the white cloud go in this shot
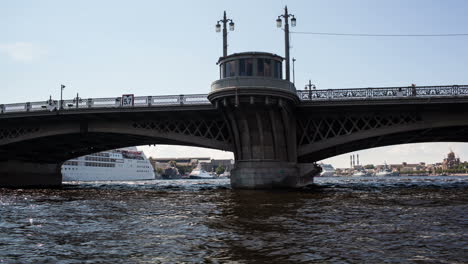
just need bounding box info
[0,42,47,62]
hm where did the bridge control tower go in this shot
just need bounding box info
[208,52,319,189]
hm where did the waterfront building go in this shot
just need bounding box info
[442,150,460,170]
[149,157,235,173]
[149,157,211,170]
[389,162,426,172]
[201,159,235,172]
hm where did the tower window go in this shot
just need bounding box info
[224,60,236,77]
[264,59,272,77]
[274,61,282,79]
[239,59,253,76]
[257,58,265,76]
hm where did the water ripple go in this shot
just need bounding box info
[0,176,466,263]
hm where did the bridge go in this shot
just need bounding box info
[1,51,468,188]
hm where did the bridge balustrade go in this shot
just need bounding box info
[296,85,468,100]
[1,85,467,115]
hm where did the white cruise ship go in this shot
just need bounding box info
[319,164,335,177]
[62,147,155,181]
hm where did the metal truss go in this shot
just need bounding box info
[132,119,232,144]
[0,127,40,140]
[297,113,421,145]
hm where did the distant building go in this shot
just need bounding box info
[390,162,426,172]
[442,150,460,170]
[149,157,211,170]
[201,159,235,172]
[149,157,234,173]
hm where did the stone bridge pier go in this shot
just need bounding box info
[208,52,320,189]
[0,161,62,187]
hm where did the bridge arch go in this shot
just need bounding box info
[296,101,468,162]
[0,110,233,163]
[0,108,234,187]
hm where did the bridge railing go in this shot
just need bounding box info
[0,94,212,114]
[296,85,468,101]
[1,85,467,114]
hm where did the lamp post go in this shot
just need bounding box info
[305,80,316,99]
[216,11,235,58]
[292,57,296,84]
[276,6,296,82]
[60,84,65,110]
[73,93,81,109]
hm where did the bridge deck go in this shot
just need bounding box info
[1,85,467,116]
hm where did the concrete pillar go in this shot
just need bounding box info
[210,89,319,189]
[0,160,62,187]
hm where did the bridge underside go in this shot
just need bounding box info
[298,125,468,162]
[0,132,211,164]
[0,108,233,187]
[0,108,231,160]
[0,132,214,187]
[296,101,468,163]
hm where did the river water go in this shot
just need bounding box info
[0,176,467,263]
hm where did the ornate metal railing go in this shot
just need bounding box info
[1,85,467,114]
[297,85,468,101]
[0,94,211,114]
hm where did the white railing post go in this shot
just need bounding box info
[412,86,417,97]
[396,87,404,97]
[87,98,93,108]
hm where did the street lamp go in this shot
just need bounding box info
[216,11,235,58]
[291,17,297,27]
[60,84,66,110]
[305,80,316,99]
[276,6,296,82]
[292,57,296,84]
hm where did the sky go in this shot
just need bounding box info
[2,0,468,167]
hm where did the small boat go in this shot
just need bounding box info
[352,170,365,177]
[189,167,215,179]
[352,168,373,177]
[219,171,230,178]
[374,162,397,177]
